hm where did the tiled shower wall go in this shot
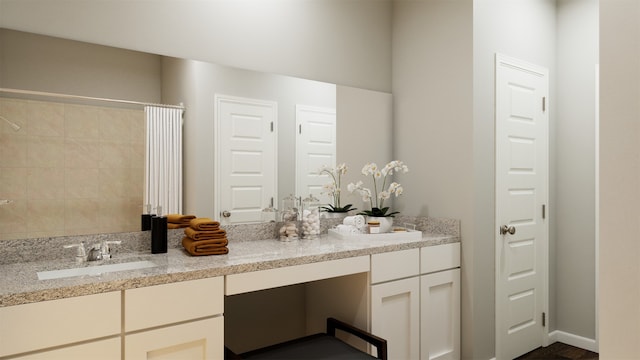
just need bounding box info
[0,97,144,240]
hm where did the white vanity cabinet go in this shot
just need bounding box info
[0,291,121,359]
[370,243,460,360]
[420,244,460,360]
[371,248,421,359]
[124,277,224,360]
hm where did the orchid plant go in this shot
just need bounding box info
[319,163,356,213]
[347,160,409,217]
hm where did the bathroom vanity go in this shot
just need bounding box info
[0,221,460,360]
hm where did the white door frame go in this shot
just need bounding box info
[495,53,550,359]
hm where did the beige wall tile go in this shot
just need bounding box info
[0,134,28,167]
[0,98,146,240]
[99,108,131,141]
[0,199,27,233]
[65,138,100,168]
[65,104,100,139]
[26,199,65,233]
[99,167,130,198]
[0,167,27,199]
[131,141,145,169]
[27,101,65,137]
[65,168,100,199]
[65,198,100,230]
[27,136,64,168]
[130,167,145,197]
[131,111,146,144]
[0,99,28,135]
[27,167,65,199]
[100,140,130,169]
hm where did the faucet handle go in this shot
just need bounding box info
[64,242,87,263]
[100,240,121,260]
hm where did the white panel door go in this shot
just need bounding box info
[495,54,549,359]
[295,105,336,202]
[371,277,420,360]
[421,269,460,360]
[215,95,277,224]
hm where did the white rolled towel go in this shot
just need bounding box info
[343,215,366,229]
[336,224,359,234]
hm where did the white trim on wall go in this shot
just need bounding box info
[548,330,598,353]
[594,64,600,353]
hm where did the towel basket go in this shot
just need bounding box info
[226,317,387,360]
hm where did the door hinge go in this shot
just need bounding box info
[270,121,274,132]
[542,312,546,327]
[542,97,546,112]
[542,204,546,219]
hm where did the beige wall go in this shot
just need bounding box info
[0,98,144,239]
[0,29,162,102]
[0,0,392,93]
[599,1,640,357]
[556,0,598,341]
[392,0,475,356]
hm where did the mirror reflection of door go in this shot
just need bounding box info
[295,105,337,204]
[215,95,277,224]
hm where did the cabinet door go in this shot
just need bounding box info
[371,277,420,360]
[0,292,120,357]
[125,316,223,360]
[421,269,460,360]
[10,338,120,360]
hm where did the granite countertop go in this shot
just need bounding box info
[0,232,458,308]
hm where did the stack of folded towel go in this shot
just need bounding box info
[167,214,196,229]
[182,218,229,256]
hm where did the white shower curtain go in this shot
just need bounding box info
[144,106,183,216]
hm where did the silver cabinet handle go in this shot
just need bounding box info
[500,225,516,235]
[222,211,231,218]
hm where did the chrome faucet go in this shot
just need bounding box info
[64,242,87,263]
[65,240,121,262]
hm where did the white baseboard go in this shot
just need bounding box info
[548,330,598,353]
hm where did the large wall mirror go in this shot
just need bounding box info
[0,28,392,241]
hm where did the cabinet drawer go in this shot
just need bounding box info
[10,337,120,360]
[421,243,460,274]
[0,292,121,357]
[125,277,224,332]
[371,248,419,284]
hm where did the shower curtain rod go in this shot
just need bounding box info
[0,88,184,110]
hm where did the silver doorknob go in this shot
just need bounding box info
[222,211,231,218]
[500,225,516,235]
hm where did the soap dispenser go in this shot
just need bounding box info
[141,203,155,231]
[151,206,167,254]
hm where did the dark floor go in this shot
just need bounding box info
[515,342,598,360]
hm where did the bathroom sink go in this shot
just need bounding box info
[37,260,157,280]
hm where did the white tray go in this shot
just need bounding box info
[327,228,422,241]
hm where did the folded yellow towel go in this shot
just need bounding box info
[168,223,190,229]
[184,227,227,241]
[182,237,229,256]
[167,214,196,224]
[189,217,221,231]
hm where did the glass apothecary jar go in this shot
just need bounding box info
[261,205,278,223]
[279,194,299,241]
[301,194,321,240]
